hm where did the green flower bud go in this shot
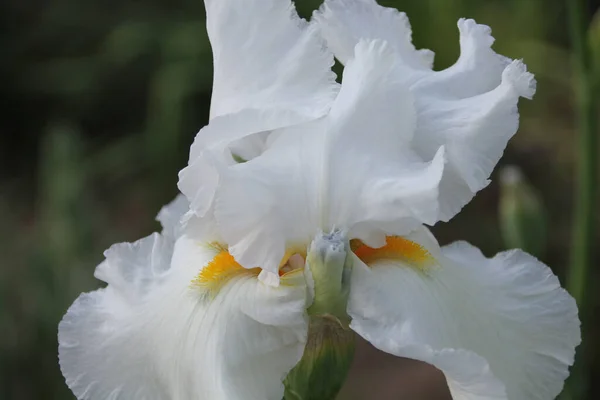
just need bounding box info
[499,165,548,257]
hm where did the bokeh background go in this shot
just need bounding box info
[1,0,599,399]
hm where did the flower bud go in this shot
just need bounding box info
[499,165,548,257]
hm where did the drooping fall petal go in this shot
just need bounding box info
[348,229,580,400]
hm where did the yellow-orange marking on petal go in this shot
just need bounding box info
[192,244,307,296]
[352,236,435,271]
[192,250,260,296]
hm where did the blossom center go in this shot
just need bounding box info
[192,236,433,297]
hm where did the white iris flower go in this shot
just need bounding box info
[59,0,581,399]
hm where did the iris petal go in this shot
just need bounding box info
[59,208,309,400]
[178,0,339,219]
[348,228,580,400]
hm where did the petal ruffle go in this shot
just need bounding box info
[59,233,308,400]
[178,0,339,218]
[348,229,580,400]
[179,109,327,217]
[315,0,535,221]
[156,194,189,239]
[314,0,434,69]
[413,61,535,220]
[214,40,445,276]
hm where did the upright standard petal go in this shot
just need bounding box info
[59,230,309,400]
[205,0,338,120]
[412,60,535,220]
[214,40,445,277]
[348,229,580,400]
[179,0,339,218]
[315,0,535,221]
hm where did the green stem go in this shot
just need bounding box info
[566,0,598,398]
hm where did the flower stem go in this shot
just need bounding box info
[566,0,598,397]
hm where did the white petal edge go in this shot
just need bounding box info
[413,60,536,220]
[59,234,309,400]
[348,230,580,400]
[314,0,434,69]
[156,194,189,239]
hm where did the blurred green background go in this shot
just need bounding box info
[1,0,599,399]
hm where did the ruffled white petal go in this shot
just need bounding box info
[413,60,535,220]
[178,0,339,218]
[214,122,323,275]
[93,233,174,302]
[179,108,342,218]
[315,0,535,221]
[205,0,338,120]
[348,229,580,400]
[314,0,434,69]
[319,40,446,233]
[215,40,445,276]
[156,194,189,238]
[412,19,510,99]
[59,234,308,400]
